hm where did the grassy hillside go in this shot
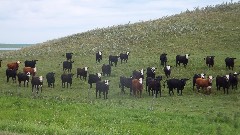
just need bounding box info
[0,2,240,135]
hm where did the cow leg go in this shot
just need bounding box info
[96,90,98,98]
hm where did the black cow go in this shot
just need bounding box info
[63,60,74,72]
[24,60,38,68]
[229,72,238,90]
[96,80,110,99]
[120,52,130,64]
[6,69,17,83]
[77,67,89,80]
[176,54,190,68]
[96,51,102,63]
[192,73,205,91]
[225,57,236,70]
[119,76,133,94]
[66,53,73,61]
[164,78,189,96]
[160,53,167,67]
[31,76,43,94]
[17,72,30,87]
[102,64,111,76]
[147,76,162,97]
[216,75,230,94]
[109,55,119,67]
[146,67,156,78]
[88,73,101,88]
[46,72,55,88]
[164,65,171,78]
[0,59,2,67]
[132,69,144,79]
[204,56,215,68]
[61,73,74,88]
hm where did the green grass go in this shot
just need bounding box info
[0,2,240,135]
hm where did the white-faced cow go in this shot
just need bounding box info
[7,61,21,70]
[225,57,236,70]
[24,60,38,68]
[176,54,190,68]
[77,67,89,80]
[46,72,55,88]
[109,55,120,67]
[23,67,37,76]
[31,76,43,94]
[160,53,167,67]
[146,67,156,79]
[132,69,144,79]
[96,80,110,99]
[17,72,30,87]
[164,65,171,78]
[132,78,143,98]
[216,75,230,94]
[102,64,111,76]
[96,51,102,63]
[120,52,130,64]
[88,73,102,88]
[204,56,215,68]
[164,78,189,96]
[195,76,213,94]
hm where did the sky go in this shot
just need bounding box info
[0,0,238,44]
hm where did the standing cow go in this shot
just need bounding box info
[77,67,89,80]
[176,54,190,68]
[46,72,55,88]
[132,78,143,98]
[6,69,17,83]
[24,60,38,68]
[146,67,156,79]
[204,56,215,68]
[63,60,74,72]
[88,73,102,88]
[160,53,167,67]
[102,64,111,76]
[216,75,230,94]
[31,76,43,94]
[17,72,30,87]
[119,76,133,94]
[120,52,130,64]
[96,51,102,63]
[164,65,171,78]
[195,76,213,94]
[61,73,74,88]
[65,53,73,61]
[96,80,110,99]
[7,61,21,70]
[164,78,189,96]
[225,57,236,70]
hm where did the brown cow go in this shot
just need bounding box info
[132,78,143,97]
[7,61,21,70]
[23,67,37,76]
[195,76,213,94]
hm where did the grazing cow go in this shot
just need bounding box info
[88,73,101,88]
[160,53,167,67]
[96,51,102,63]
[61,73,74,88]
[46,72,55,88]
[176,54,190,68]
[146,67,157,78]
[24,60,38,68]
[7,61,21,70]
[204,56,215,68]
[119,76,133,94]
[77,67,89,80]
[147,76,162,97]
[229,72,238,90]
[65,53,73,61]
[63,60,74,72]
[0,59,2,67]
[192,73,205,90]
[225,57,236,70]
[195,76,213,94]
[109,55,119,67]
[102,64,111,76]
[96,80,110,99]
[23,67,37,76]
[120,52,130,64]
[6,69,17,83]
[31,76,43,94]
[164,78,189,96]
[164,65,171,78]
[132,78,143,98]
[216,75,230,94]
[17,72,30,87]
[132,69,144,79]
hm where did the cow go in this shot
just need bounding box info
[204,56,215,68]
[147,76,162,98]
[0,59,2,67]
[31,76,43,94]
[7,61,21,70]
[146,67,156,79]
[192,73,205,91]
[23,67,37,76]
[120,52,130,64]
[132,78,143,98]
[216,75,230,94]
[61,73,74,88]
[176,54,190,68]
[6,69,17,83]
[164,65,171,78]
[164,78,189,96]
[63,60,74,72]
[96,80,110,99]
[76,67,89,80]
[17,72,30,87]
[119,76,133,94]
[88,73,101,88]
[195,76,213,94]
[96,51,102,63]
[132,69,144,79]
[46,72,55,88]
[229,72,238,90]
[102,64,111,76]
[160,53,167,67]
[109,55,119,67]
[225,57,236,70]
[24,60,38,68]
[65,53,73,61]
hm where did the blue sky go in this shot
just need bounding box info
[0,0,238,44]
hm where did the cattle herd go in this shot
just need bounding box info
[1,51,239,99]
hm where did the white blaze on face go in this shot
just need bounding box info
[225,75,229,80]
[104,80,110,85]
[33,67,37,72]
[139,78,143,84]
[140,69,144,75]
[166,65,171,70]
[84,67,88,71]
[97,73,101,78]
[17,61,20,64]
[201,73,205,79]
[26,72,31,77]
[99,51,102,55]
[234,72,238,75]
[126,52,130,55]
[185,54,189,59]
[208,76,213,83]
[151,67,156,73]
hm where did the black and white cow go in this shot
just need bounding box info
[66,53,73,61]
[132,69,144,79]
[225,57,236,70]
[102,64,111,76]
[46,72,55,88]
[63,60,74,72]
[24,60,38,68]
[109,55,120,67]
[120,52,130,64]
[192,73,205,90]
[204,56,215,68]
[96,51,102,63]
[229,72,239,90]
[88,73,102,88]
[17,72,30,87]
[160,53,167,67]
[146,67,156,79]
[176,54,190,68]
[119,76,133,94]
[77,67,89,80]
[147,76,162,97]
[96,80,110,99]
[164,78,189,96]
[164,65,171,78]
[31,76,43,94]
[61,73,74,88]
[6,69,17,83]
[216,75,230,94]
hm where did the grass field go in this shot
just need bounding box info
[0,2,240,135]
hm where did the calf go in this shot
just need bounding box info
[61,73,74,88]
[23,67,37,76]
[31,76,43,94]
[46,72,55,88]
[164,78,189,96]
[96,80,110,99]
[225,57,236,70]
[176,54,190,68]
[24,60,38,68]
[229,72,238,90]
[109,55,119,67]
[195,76,213,94]
[147,76,162,97]
[63,60,74,72]
[160,53,167,66]
[204,56,215,68]
[6,69,17,83]
[102,64,111,76]
[146,67,156,78]
[132,78,143,98]
[77,67,88,80]
[96,51,102,63]
[216,75,230,94]
[65,53,73,61]
[192,73,205,90]
[120,52,130,64]
[164,65,171,78]
[119,76,133,94]
[88,73,101,88]
[17,72,30,87]
[7,61,21,70]
[132,69,144,79]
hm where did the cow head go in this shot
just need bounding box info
[97,73,102,78]
[208,76,213,83]
[166,65,171,70]
[104,80,110,85]
[126,52,130,55]
[17,61,21,64]
[84,67,88,71]
[185,54,190,59]
[26,72,31,77]
[151,67,156,73]
[140,69,144,75]
[99,51,102,55]
[200,73,205,79]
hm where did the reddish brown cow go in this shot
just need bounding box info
[195,76,213,94]
[7,61,21,70]
[132,78,143,97]
[23,67,37,76]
